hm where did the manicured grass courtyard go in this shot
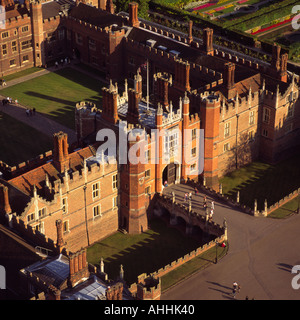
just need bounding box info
[1,67,104,129]
[87,218,204,286]
[219,152,300,211]
[0,111,53,166]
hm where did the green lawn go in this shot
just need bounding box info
[220,152,300,211]
[3,67,42,82]
[268,197,300,219]
[1,67,104,129]
[0,111,53,166]
[87,218,204,286]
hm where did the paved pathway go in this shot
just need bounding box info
[161,184,300,300]
[0,63,95,145]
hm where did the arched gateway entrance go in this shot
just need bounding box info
[162,163,180,186]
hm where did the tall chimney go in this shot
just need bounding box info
[203,28,214,56]
[224,62,235,90]
[188,20,193,45]
[0,184,12,215]
[53,132,69,173]
[129,2,139,28]
[127,88,140,124]
[56,219,64,252]
[68,249,90,288]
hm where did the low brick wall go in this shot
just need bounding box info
[128,233,225,295]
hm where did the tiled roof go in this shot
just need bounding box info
[8,146,95,198]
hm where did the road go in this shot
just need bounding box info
[161,184,300,300]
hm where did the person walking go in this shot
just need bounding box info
[203,195,207,209]
[184,193,188,202]
[211,201,214,210]
[232,281,240,298]
[189,192,192,201]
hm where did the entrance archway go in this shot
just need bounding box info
[162,163,179,186]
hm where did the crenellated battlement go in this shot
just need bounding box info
[65,15,126,37]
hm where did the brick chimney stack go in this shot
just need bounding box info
[102,86,119,124]
[106,0,114,14]
[129,2,139,28]
[224,62,235,90]
[188,20,193,45]
[53,132,70,173]
[56,219,64,253]
[68,249,90,288]
[280,53,288,82]
[127,88,140,124]
[272,43,281,72]
[174,59,190,92]
[203,28,214,56]
[106,282,123,300]
[0,184,12,215]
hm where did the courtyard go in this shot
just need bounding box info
[87,216,227,290]
[0,111,53,166]
[0,66,105,130]
[219,150,300,213]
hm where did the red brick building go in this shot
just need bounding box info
[0,1,299,250]
[0,131,119,252]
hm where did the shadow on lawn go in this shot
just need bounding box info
[224,156,300,211]
[93,219,203,285]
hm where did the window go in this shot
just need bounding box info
[91,56,98,66]
[27,213,35,223]
[89,38,96,50]
[287,91,293,103]
[1,31,8,39]
[224,122,230,138]
[248,130,254,141]
[145,169,150,179]
[92,182,100,199]
[112,174,118,190]
[2,44,7,55]
[22,26,29,33]
[223,143,230,152]
[263,108,270,124]
[21,40,32,50]
[190,163,196,172]
[9,59,16,67]
[285,123,293,134]
[249,111,255,125]
[145,149,151,163]
[145,186,151,195]
[62,198,68,214]
[262,129,268,137]
[58,28,65,40]
[11,41,17,52]
[192,128,197,140]
[38,207,46,218]
[287,105,294,118]
[93,205,101,218]
[76,33,82,45]
[34,222,44,233]
[63,220,69,233]
[112,196,118,209]
[164,129,179,157]
[129,57,135,65]
[191,147,196,157]
[22,55,29,63]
